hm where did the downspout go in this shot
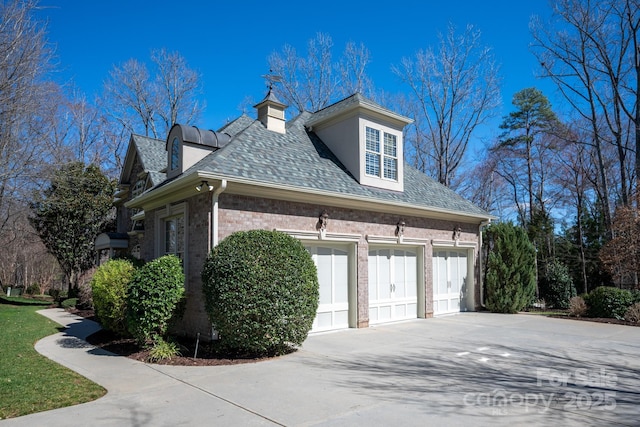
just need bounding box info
[209,179,227,341]
[478,219,491,308]
[211,179,227,249]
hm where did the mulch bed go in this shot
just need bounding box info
[70,308,281,366]
[549,315,640,327]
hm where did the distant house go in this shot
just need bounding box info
[115,89,492,337]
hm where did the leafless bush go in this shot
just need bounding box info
[624,303,640,323]
[568,296,587,317]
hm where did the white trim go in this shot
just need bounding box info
[131,210,146,221]
[277,229,361,243]
[431,239,477,249]
[126,171,494,223]
[367,235,429,246]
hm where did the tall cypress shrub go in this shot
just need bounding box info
[484,222,536,313]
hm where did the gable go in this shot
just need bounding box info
[306,94,412,193]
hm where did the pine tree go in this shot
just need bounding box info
[484,222,536,313]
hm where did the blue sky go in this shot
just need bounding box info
[38,1,556,137]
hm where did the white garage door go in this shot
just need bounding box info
[368,248,418,324]
[433,250,467,315]
[306,245,350,332]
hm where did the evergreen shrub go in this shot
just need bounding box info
[484,222,536,313]
[91,259,136,335]
[202,230,319,356]
[126,255,185,345]
[539,259,576,309]
[584,286,633,319]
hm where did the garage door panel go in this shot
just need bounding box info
[307,245,351,332]
[369,247,418,324]
[433,250,467,315]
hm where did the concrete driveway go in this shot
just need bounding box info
[2,309,639,426]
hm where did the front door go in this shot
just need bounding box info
[368,248,418,324]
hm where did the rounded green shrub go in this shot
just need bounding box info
[484,222,536,313]
[202,230,319,356]
[126,255,185,344]
[584,286,633,319]
[539,259,576,309]
[90,259,136,335]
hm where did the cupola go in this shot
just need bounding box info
[254,89,287,134]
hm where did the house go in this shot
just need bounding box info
[115,89,492,337]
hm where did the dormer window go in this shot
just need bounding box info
[365,126,397,181]
[170,136,179,171]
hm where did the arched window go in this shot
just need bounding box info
[170,136,180,171]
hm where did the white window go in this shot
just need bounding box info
[365,126,397,180]
[157,203,187,264]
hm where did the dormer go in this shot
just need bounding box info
[166,124,231,179]
[306,94,413,192]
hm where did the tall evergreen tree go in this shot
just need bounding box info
[484,222,537,313]
[30,162,115,294]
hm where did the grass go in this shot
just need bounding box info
[0,304,106,419]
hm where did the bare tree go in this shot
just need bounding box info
[393,23,501,188]
[103,58,157,137]
[102,48,204,145]
[338,41,374,98]
[531,0,640,232]
[0,0,56,232]
[600,203,640,287]
[268,33,374,113]
[152,48,204,133]
[553,124,598,293]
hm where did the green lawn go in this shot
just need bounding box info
[0,304,106,419]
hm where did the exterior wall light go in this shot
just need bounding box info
[196,180,214,192]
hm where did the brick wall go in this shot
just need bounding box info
[155,192,482,338]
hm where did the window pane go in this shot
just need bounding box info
[164,215,185,258]
[384,157,397,180]
[171,137,179,170]
[384,133,397,157]
[366,127,380,152]
[366,152,380,176]
[165,219,176,254]
[176,216,185,254]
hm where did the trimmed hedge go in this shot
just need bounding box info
[202,230,319,356]
[126,255,185,344]
[91,259,136,335]
[584,286,633,319]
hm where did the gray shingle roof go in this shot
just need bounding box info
[185,111,489,218]
[131,134,167,185]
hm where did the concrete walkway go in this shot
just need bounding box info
[2,309,640,426]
